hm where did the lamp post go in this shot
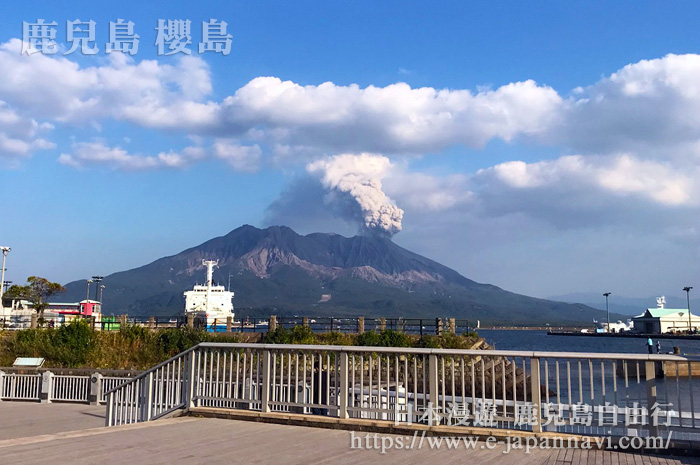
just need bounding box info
[91,276,103,301]
[0,246,10,307]
[603,292,611,333]
[683,286,693,332]
[86,279,93,313]
[99,284,105,303]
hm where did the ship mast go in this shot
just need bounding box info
[203,259,218,316]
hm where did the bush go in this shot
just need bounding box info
[355,330,413,348]
[263,325,317,345]
[320,331,353,346]
[157,327,206,357]
[354,330,381,347]
[418,332,479,349]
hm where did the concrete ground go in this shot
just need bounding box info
[0,401,105,440]
[1,402,699,464]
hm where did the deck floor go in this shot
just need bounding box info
[0,402,698,464]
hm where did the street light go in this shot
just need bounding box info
[91,276,103,301]
[683,286,693,333]
[603,292,611,333]
[86,279,93,313]
[0,246,10,307]
[99,284,105,303]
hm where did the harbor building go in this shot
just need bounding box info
[632,297,700,333]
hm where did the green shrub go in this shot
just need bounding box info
[157,327,206,356]
[48,319,97,367]
[264,325,318,345]
[320,331,353,346]
[354,330,381,346]
[355,330,413,348]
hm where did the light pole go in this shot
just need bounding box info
[99,285,105,303]
[86,279,93,313]
[91,276,103,301]
[683,286,693,332]
[603,292,611,333]
[0,246,10,307]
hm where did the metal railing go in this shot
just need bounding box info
[0,370,131,404]
[105,347,196,426]
[1,373,41,400]
[92,316,472,334]
[104,342,700,441]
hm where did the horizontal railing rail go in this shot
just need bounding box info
[104,342,699,441]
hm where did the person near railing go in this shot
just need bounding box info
[647,337,653,354]
[312,361,328,416]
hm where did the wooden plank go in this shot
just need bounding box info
[563,446,575,463]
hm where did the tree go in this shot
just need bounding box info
[6,276,66,319]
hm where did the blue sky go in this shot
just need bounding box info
[2,1,700,300]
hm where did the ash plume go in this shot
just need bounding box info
[307,153,404,238]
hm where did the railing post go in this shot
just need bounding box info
[330,318,334,332]
[30,313,38,328]
[0,370,4,401]
[261,349,271,413]
[338,352,349,419]
[186,313,194,328]
[148,317,155,329]
[105,391,114,427]
[448,318,456,334]
[185,349,198,408]
[226,316,232,333]
[380,317,386,331]
[645,360,659,437]
[40,371,53,403]
[357,317,364,334]
[302,317,309,327]
[269,315,277,332]
[428,354,440,426]
[529,357,543,433]
[90,373,103,405]
[143,372,154,421]
[435,318,443,336]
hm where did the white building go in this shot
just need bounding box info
[632,297,700,333]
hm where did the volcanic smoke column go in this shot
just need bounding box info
[307,153,404,238]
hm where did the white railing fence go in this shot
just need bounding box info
[104,342,700,441]
[0,370,131,404]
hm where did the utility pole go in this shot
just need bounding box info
[683,286,693,332]
[603,292,611,333]
[0,246,10,307]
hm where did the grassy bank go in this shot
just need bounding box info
[0,320,479,370]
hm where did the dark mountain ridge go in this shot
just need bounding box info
[58,225,613,325]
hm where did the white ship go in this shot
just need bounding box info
[184,260,234,329]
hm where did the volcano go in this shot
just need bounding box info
[59,225,606,324]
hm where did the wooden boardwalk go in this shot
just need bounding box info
[0,403,698,464]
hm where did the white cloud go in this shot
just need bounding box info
[58,141,205,170]
[0,40,217,130]
[212,140,262,172]
[0,101,54,162]
[479,154,695,208]
[220,77,562,153]
[549,54,700,155]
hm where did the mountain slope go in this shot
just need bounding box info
[59,225,612,324]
